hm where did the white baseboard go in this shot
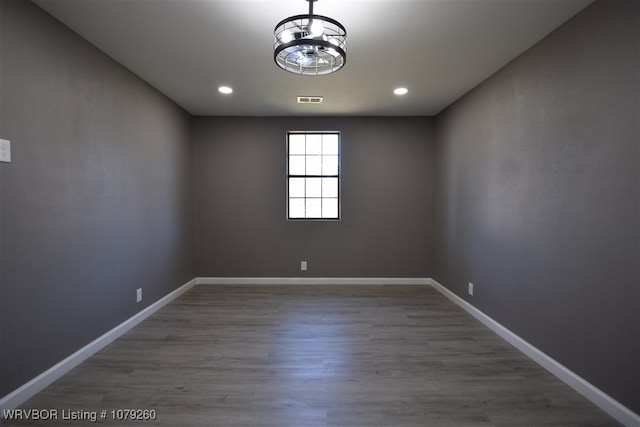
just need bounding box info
[428,278,640,427]
[196,277,430,286]
[0,278,197,412]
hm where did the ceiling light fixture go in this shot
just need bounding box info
[218,86,233,94]
[394,87,409,95]
[274,0,347,76]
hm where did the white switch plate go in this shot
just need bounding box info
[301,261,307,271]
[0,139,10,163]
[468,282,474,296]
[136,288,143,303]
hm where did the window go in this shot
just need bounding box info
[287,132,340,220]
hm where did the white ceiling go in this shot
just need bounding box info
[32,0,593,116]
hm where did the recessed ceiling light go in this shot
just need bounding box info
[218,86,233,94]
[394,87,409,95]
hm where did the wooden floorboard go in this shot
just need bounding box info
[5,285,620,426]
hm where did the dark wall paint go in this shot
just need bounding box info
[434,0,639,413]
[193,117,434,278]
[0,0,195,396]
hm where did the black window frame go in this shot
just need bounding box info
[287,131,341,221]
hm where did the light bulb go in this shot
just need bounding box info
[308,19,324,37]
[280,29,293,43]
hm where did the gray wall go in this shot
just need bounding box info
[193,117,434,278]
[0,0,195,397]
[433,0,639,413]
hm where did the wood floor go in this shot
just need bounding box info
[5,285,619,426]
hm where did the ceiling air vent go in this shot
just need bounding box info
[297,96,323,104]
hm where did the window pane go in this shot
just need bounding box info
[322,155,339,175]
[306,156,322,175]
[287,132,340,220]
[289,178,305,197]
[322,178,338,197]
[306,199,322,218]
[306,178,322,198]
[306,134,322,154]
[289,198,305,218]
[322,134,339,155]
[322,198,338,218]
[289,155,305,175]
[289,134,306,154]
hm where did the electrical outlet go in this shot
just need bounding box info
[136,288,143,303]
[301,261,307,271]
[0,139,11,163]
[468,282,474,296]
